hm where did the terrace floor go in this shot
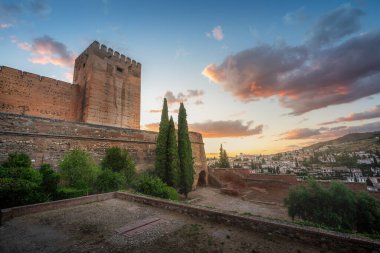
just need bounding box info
[189,187,289,220]
[0,198,324,253]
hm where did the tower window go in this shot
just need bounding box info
[116,67,124,73]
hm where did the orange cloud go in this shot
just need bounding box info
[143,123,159,132]
[202,10,380,115]
[190,120,263,138]
[146,109,162,113]
[320,105,380,125]
[280,128,320,140]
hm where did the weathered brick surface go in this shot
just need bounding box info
[0,66,81,121]
[0,41,140,129]
[73,41,141,129]
[0,113,207,188]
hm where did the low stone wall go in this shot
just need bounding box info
[115,192,380,253]
[0,192,115,224]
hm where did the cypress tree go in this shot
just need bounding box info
[177,102,194,198]
[166,116,179,187]
[155,98,169,180]
[218,144,230,168]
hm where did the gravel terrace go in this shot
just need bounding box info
[188,187,289,220]
[0,198,327,253]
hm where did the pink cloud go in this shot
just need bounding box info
[0,23,13,29]
[320,105,380,125]
[13,35,76,68]
[202,5,380,115]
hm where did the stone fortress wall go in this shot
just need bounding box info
[0,41,208,188]
[0,66,81,121]
[0,41,141,129]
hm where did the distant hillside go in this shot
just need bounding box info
[305,131,380,152]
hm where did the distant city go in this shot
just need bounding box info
[208,136,380,190]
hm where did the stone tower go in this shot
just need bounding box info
[73,41,141,129]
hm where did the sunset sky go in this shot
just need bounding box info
[1,0,380,155]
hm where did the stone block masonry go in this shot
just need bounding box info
[0,113,207,188]
[0,41,141,129]
[0,66,81,121]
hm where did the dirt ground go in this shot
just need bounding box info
[188,187,289,220]
[0,198,329,253]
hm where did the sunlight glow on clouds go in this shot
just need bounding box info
[13,35,76,68]
[320,105,380,125]
[203,4,380,116]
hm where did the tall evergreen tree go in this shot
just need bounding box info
[218,144,230,168]
[166,116,179,187]
[178,103,194,198]
[155,98,169,180]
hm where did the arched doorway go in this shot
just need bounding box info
[197,170,206,187]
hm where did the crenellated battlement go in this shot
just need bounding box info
[86,41,141,70]
[1,41,141,130]
[0,66,78,88]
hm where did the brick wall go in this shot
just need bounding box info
[0,113,207,188]
[0,66,81,121]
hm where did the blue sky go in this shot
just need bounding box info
[1,0,380,155]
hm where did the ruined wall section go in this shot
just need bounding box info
[0,66,81,121]
[73,41,141,129]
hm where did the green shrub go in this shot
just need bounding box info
[59,149,100,190]
[54,187,88,200]
[0,166,42,185]
[0,178,48,208]
[95,169,126,193]
[356,192,380,233]
[39,164,60,195]
[0,153,50,208]
[285,180,380,233]
[101,147,136,182]
[2,152,32,168]
[131,173,179,200]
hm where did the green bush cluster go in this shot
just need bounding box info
[59,149,100,190]
[1,146,184,208]
[0,152,58,208]
[95,169,126,193]
[285,180,380,233]
[131,173,179,201]
[101,147,136,183]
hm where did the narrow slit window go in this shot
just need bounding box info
[116,67,124,73]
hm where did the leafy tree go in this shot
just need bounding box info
[178,102,194,198]
[0,153,48,208]
[2,152,32,168]
[39,164,60,195]
[101,147,136,182]
[155,98,170,180]
[356,192,380,233]
[95,169,126,193]
[285,180,380,233]
[59,148,100,191]
[218,144,230,168]
[166,116,179,187]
